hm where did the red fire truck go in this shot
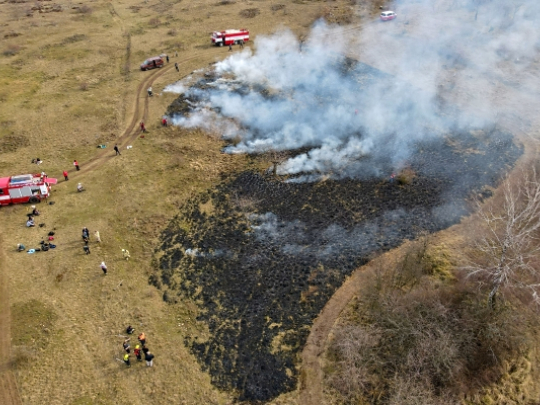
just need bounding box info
[211,29,250,47]
[0,173,58,206]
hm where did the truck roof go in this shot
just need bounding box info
[215,29,247,34]
[10,174,35,184]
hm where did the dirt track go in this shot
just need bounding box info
[0,49,212,404]
[71,54,205,177]
[0,237,22,405]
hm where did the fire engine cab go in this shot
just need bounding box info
[211,29,250,47]
[0,174,57,206]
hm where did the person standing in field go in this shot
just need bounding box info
[140,121,146,133]
[123,353,131,367]
[175,62,179,72]
[122,249,130,260]
[82,227,90,242]
[145,351,154,367]
[100,261,108,275]
[138,332,146,346]
[123,339,131,353]
[63,170,69,181]
[114,144,121,156]
[134,345,142,361]
[94,231,101,243]
[166,54,169,63]
[83,244,90,255]
[73,160,80,171]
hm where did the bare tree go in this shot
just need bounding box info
[260,149,290,176]
[465,169,540,309]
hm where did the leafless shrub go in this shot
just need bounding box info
[318,5,353,24]
[326,325,380,403]
[148,17,161,27]
[264,149,290,176]
[79,82,89,91]
[239,8,260,18]
[167,28,177,36]
[325,236,537,404]
[397,168,416,185]
[387,377,450,405]
[271,3,285,11]
[77,4,92,14]
[4,31,21,39]
[217,0,235,4]
[3,44,21,56]
[463,168,540,309]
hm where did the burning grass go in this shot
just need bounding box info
[0,0,336,402]
[154,127,521,402]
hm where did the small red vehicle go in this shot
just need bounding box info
[140,56,164,71]
[211,29,250,47]
[380,11,397,21]
[0,173,57,206]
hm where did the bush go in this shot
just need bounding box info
[324,239,539,404]
[148,18,161,27]
[167,28,177,36]
[271,4,285,12]
[318,5,353,25]
[3,44,21,57]
[239,8,260,18]
[77,5,92,14]
[397,168,416,185]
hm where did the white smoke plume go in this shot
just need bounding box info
[169,0,540,179]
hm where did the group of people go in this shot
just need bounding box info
[81,227,101,255]
[228,40,245,51]
[122,326,155,367]
[62,162,84,192]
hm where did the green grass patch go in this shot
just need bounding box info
[11,299,57,349]
[41,46,91,61]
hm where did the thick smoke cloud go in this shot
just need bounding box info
[167,0,540,179]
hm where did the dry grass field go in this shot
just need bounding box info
[0,0,367,403]
[2,0,539,403]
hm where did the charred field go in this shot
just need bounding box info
[153,59,523,403]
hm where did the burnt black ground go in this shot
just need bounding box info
[153,128,521,402]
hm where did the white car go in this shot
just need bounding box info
[380,11,397,21]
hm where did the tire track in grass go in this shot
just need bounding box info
[71,53,208,176]
[0,237,22,405]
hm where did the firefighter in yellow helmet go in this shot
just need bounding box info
[123,353,130,367]
[134,345,142,361]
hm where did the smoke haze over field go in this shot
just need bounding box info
[166,0,540,179]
